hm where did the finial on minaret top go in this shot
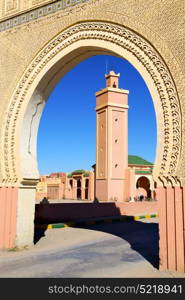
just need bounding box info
[105,70,120,88]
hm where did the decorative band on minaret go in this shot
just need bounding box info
[95,71,129,201]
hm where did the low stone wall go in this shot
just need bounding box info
[116,202,158,216]
[35,201,158,224]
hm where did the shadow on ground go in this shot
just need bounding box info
[34,226,48,244]
[34,200,159,269]
[34,219,159,269]
[34,199,122,244]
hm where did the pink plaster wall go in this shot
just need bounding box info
[110,108,128,178]
[108,91,128,106]
[65,187,73,199]
[89,172,95,200]
[157,186,185,273]
[96,109,107,179]
[124,168,135,200]
[36,192,47,200]
[0,187,17,249]
[95,180,108,201]
[108,179,125,201]
[105,73,119,88]
[135,187,147,197]
[96,73,128,202]
[116,202,157,215]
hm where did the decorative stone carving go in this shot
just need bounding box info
[0,0,90,24]
[32,0,49,4]
[6,0,18,12]
[1,21,181,186]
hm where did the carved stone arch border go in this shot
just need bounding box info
[1,21,181,186]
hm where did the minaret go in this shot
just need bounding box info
[95,71,129,201]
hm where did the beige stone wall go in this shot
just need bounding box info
[0,0,184,116]
[0,0,56,21]
[36,181,47,193]
[0,0,184,185]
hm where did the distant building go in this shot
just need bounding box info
[36,155,155,201]
[127,155,155,200]
[36,170,95,201]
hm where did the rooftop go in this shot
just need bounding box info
[128,155,153,166]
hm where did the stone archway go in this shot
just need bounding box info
[136,176,151,199]
[1,22,181,185]
[0,18,184,274]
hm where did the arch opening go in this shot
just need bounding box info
[136,176,151,199]
[36,53,156,203]
[21,43,160,185]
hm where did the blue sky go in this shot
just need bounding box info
[37,55,157,174]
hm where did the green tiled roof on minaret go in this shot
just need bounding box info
[128,155,153,165]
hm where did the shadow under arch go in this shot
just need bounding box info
[34,220,159,269]
[34,201,159,269]
[79,219,159,270]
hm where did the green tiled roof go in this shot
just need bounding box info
[71,169,85,175]
[128,155,153,166]
[135,170,152,174]
[68,156,153,178]
[83,172,90,177]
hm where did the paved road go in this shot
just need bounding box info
[0,219,184,278]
